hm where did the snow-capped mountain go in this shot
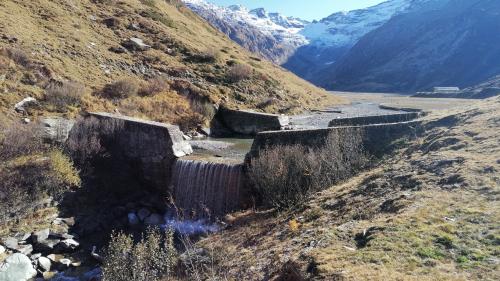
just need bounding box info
[183,0,416,70]
[182,0,309,63]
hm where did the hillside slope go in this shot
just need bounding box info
[0,0,339,128]
[325,0,500,92]
[196,97,500,280]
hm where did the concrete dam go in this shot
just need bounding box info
[71,108,422,220]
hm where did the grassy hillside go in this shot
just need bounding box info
[195,97,500,280]
[0,0,341,127]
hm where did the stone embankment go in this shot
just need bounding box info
[211,106,289,136]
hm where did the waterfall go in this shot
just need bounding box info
[170,159,244,219]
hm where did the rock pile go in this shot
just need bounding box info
[0,217,97,281]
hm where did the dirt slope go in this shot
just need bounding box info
[196,97,500,280]
[0,0,341,126]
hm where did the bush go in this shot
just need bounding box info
[2,47,31,67]
[101,79,139,100]
[138,76,170,97]
[102,228,177,281]
[45,81,85,112]
[248,129,367,209]
[0,123,45,161]
[0,148,80,223]
[227,64,252,83]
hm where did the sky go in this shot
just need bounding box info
[209,0,387,21]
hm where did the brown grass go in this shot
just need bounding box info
[45,81,86,112]
[100,79,139,100]
[227,64,252,83]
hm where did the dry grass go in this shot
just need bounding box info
[227,63,252,83]
[44,81,86,112]
[0,0,344,127]
[192,97,500,280]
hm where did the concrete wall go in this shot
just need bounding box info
[328,112,421,127]
[212,106,289,136]
[73,112,192,192]
[248,121,422,159]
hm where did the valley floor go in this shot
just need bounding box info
[194,96,500,280]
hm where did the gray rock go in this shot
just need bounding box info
[41,117,75,143]
[16,244,33,256]
[123,37,151,51]
[144,213,164,225]
[0,253,37,281]
[56,239,79,252]
[32,229,50,243]
[59,258,72,268]
[49,231,75,240]
[2,237,18,250]
[37,256,51,272]
[127,213,139,225]
[30,253,42,261]
[137,208,151,221]
[34,239,60,253]
[14,97,38,113]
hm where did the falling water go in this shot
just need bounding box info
[170,159,244,219]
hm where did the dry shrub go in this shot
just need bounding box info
[0,123,45,161]
[0,149,80,223]
[248,129,367,209]
[2,47,31,67]
[102,228,176,281]
[101,79,139,100]
[45,81,85,112]
[175,112,205,132]
[138,76,170,97]
[227,64,252,83]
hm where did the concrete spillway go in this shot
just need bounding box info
[170,159,244,218]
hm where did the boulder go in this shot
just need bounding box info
[34,239,60,253]
[0,253,37,281]
[122,37,151,51]
[56,239,79,252]
[0,245,5,255]
[37,256,51,272]
[14,97,38,113]
[144,213,164,225]
[41,118,75,143]
[16,244,33,256]
[2,237,18,250]
[32,228,50,243]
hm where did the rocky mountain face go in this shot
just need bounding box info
[284,0,415,83]
[183,0,417,81]
[322,0,500,92]
[183,0,308,64]
[185,0,500,94]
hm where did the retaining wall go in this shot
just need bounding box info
[248,121,422,159]
[212,106,289,136]
[70,112,192,192]
[328,112,421,127]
